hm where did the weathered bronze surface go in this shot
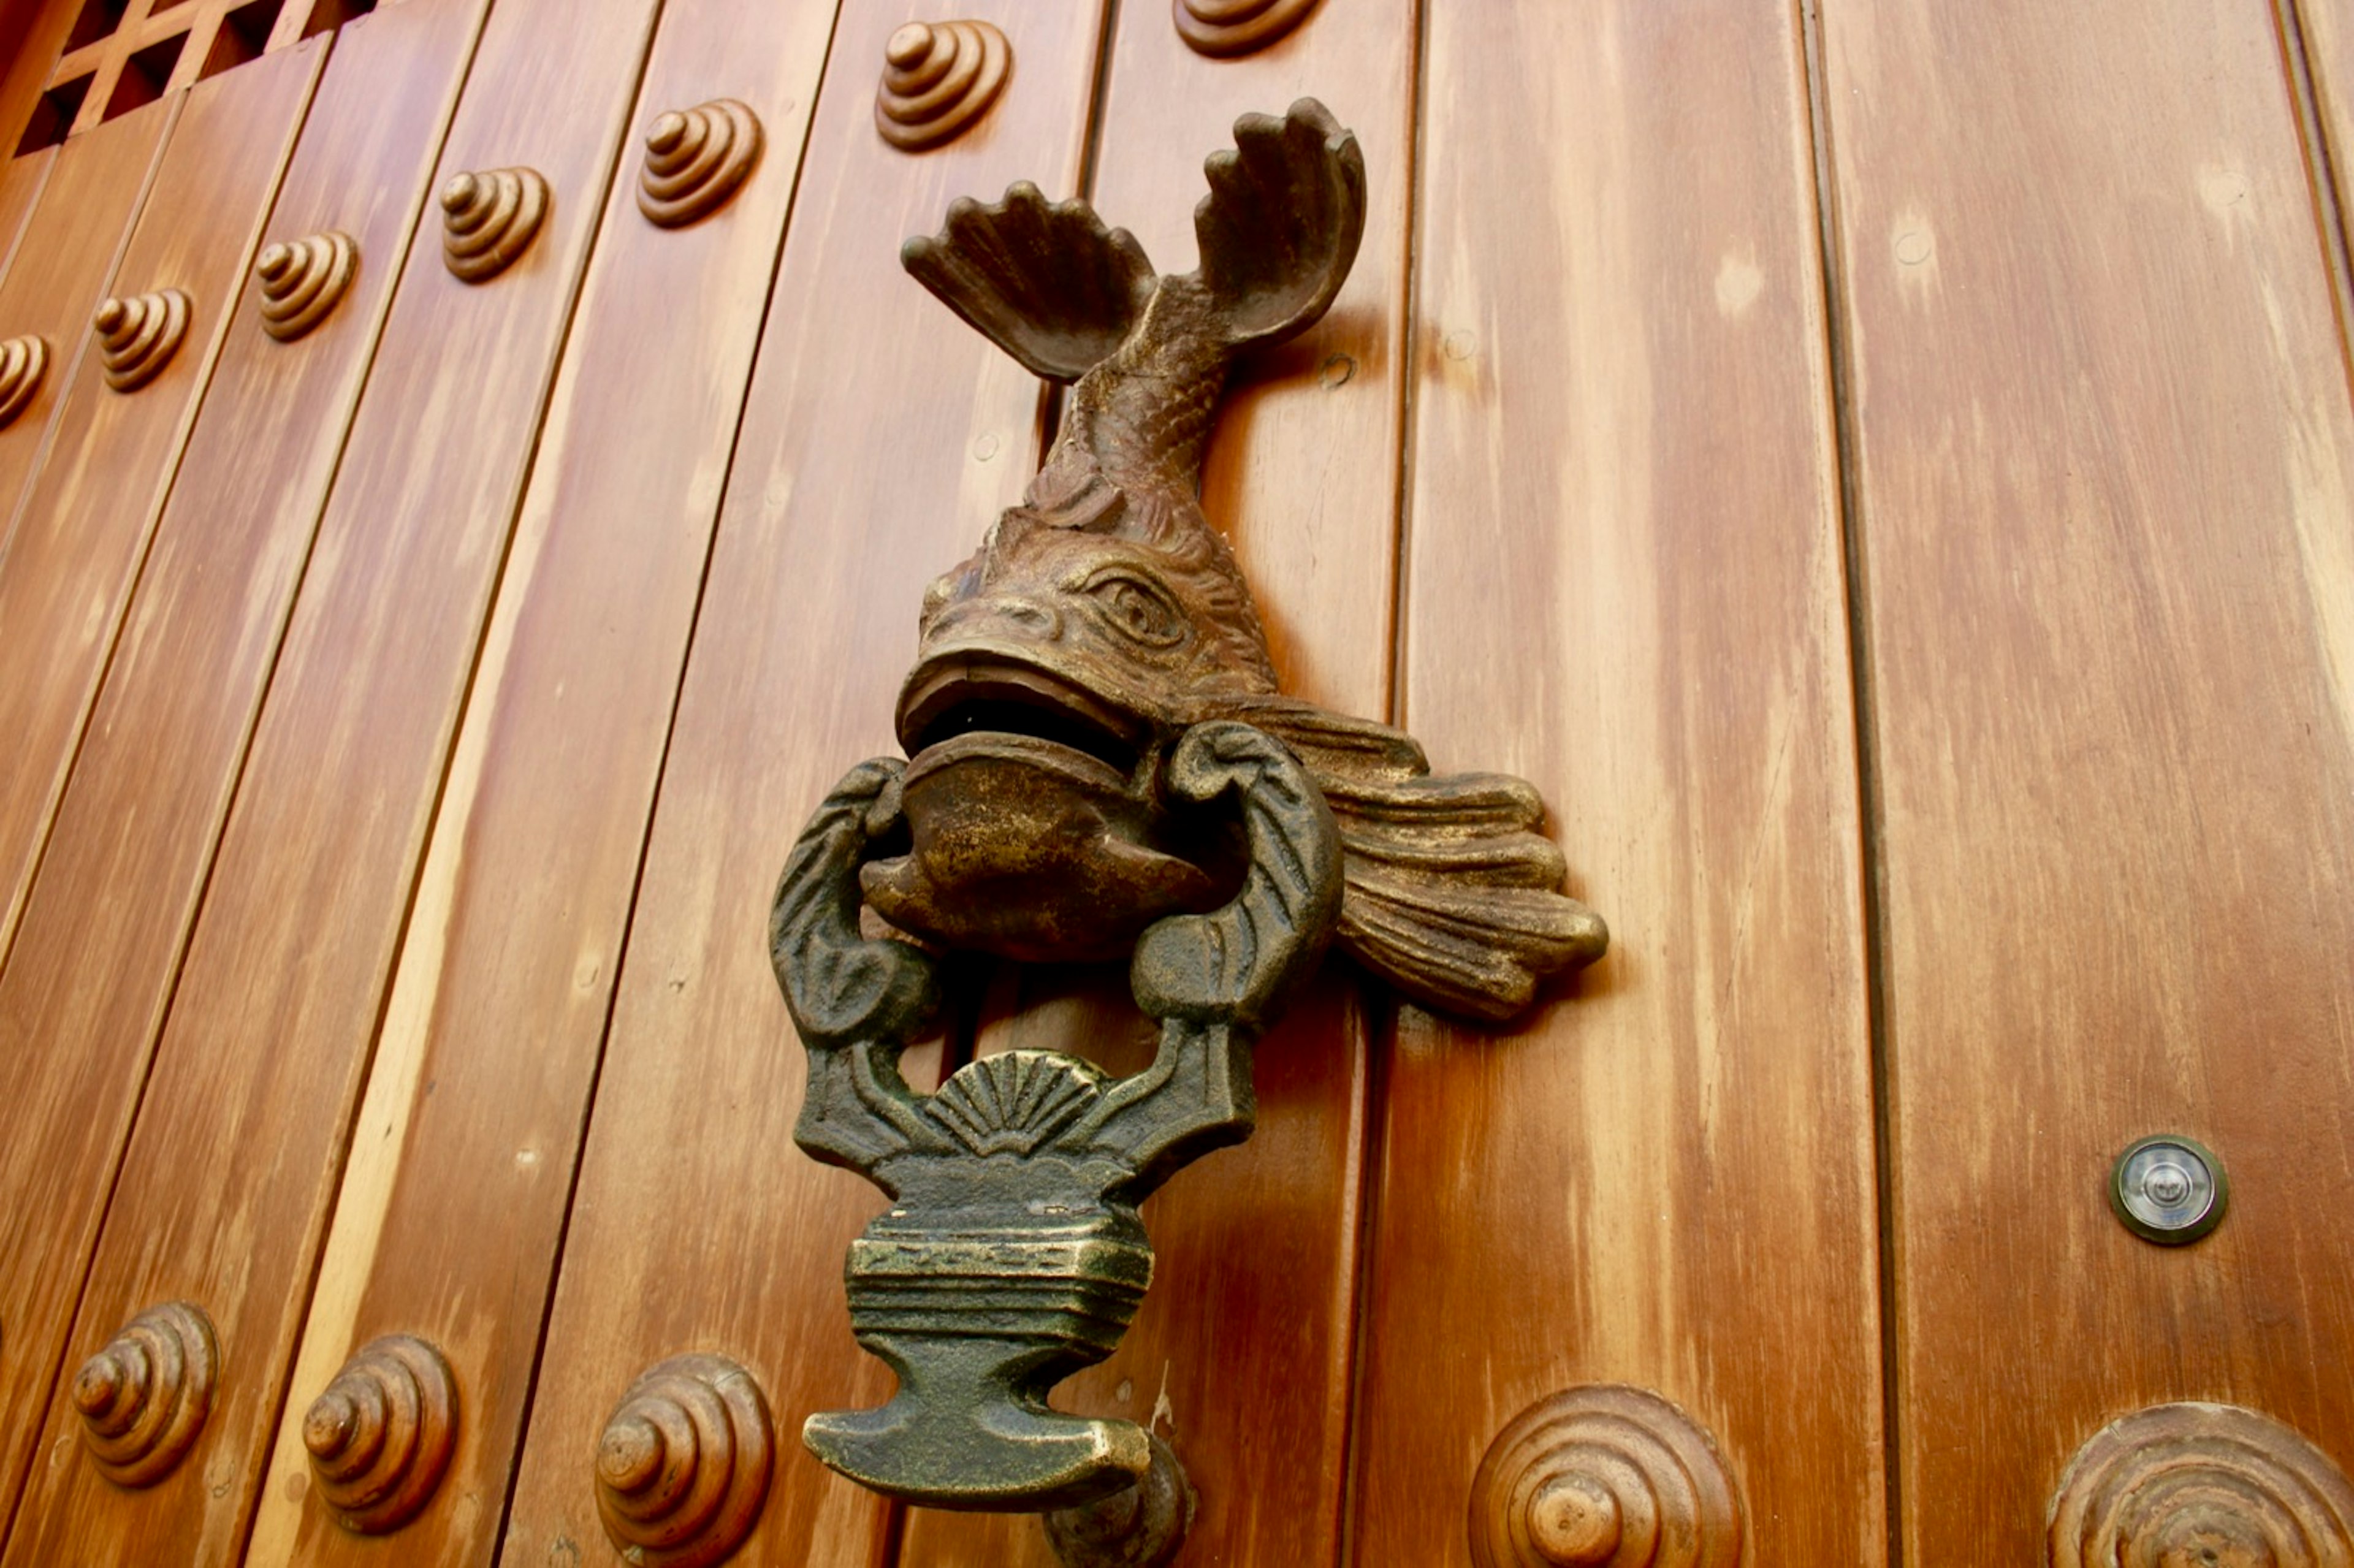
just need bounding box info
[1043,1431,1196,1566]
[769,99,1606,1529]
[880,97,1604,1021]
[774,721,1341,1511]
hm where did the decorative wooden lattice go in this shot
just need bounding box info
[21,0,374,153]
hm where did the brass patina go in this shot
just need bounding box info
[771,100,1606,1527]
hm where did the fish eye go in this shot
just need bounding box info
[1080,569,1187,649]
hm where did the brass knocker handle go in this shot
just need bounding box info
[769,721,1341,1513]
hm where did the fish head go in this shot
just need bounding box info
[868,480,1279,964]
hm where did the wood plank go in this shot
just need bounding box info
[495,6,1109,1562]
[0,0,76,166]
[241,2,840,1561]
[0,44,322,1547]
[895,5,1415,1562]
[0,102,166,571]
[0,147,55,290]
[0,70,286,967]
[0,0,677,1557]
[2292,0,2354,287]
[1351,1,1884,1561]
[1818,1,2354,1555]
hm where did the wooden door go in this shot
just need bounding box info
[0,2,2349,1564]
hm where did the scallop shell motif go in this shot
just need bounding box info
[72,1300,219,1488]
[256,230,358,343]
[93,289,191,393]
[2049,1402,2354,1567]
[0,334,47,427]
[1470,1385,1743,1568]
[441,167,550,283]
[875,20,1011,152]
[639,99,764,228]
[302,1333,458,1534]
[596,1353,774,1568]
[1174,0,1320,58]
[925,1049,1110,1157]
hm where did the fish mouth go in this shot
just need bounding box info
[897,647,1156,787]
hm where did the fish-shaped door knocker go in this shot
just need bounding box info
[771,99,1605,1521]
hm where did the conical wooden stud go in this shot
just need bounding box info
[875,20,1011,151]
[639,99,764,227]
[256,231,358,342]
[72,1301,219,1488]
[594,1353,773,1568]
[441,167,549,283]
[1174,0,1320,58]
[92,289,191,392]
[2050,1401,2354,1566]
[0,334,47,425]
[302,1334,458,1534]
[1470,1385,1743,1567]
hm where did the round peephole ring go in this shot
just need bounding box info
[2109,1133,2228,1246]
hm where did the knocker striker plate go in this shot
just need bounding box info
[773,722,1342,1508]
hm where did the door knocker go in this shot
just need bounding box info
[771,99,1606,1552]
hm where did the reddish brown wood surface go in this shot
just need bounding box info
[0,0,669,1556]
[0,0,75,164]
[1350,2,1884,1562]
[896,4,1415,1562]
[242,3,840,1562]
[0,0,481,1551]
[0,42,324,1551]
[0,147,53,290]
[0,59,305,968]
[495,6,1110,1563]
[0,104,164,569]
[1818,1,2354,1556]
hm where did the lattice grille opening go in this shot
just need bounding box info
[16,72,92,154]
[18,0,375,152]
[197,0,283,80]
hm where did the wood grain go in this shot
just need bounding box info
[0,42,325,1554]
[1350,1,1884,1562]
[242,2,839,1562]
[0,0,675,1559]
[2291,0,2354,288]
[0,68,292,969]
[493,6,1108,1563]
[1817,0,2354,1556]
[0,102,166,570]
[895,4,1415,1562]
[0,0,76,166]
[0,147,55,292]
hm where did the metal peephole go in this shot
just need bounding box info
[2109,1134,2228,1245]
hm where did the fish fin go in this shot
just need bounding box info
[1227,697,1607,1019]
[902,182,1158,382]
[1220,694,1426,782]
[1191,99,1368,350]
